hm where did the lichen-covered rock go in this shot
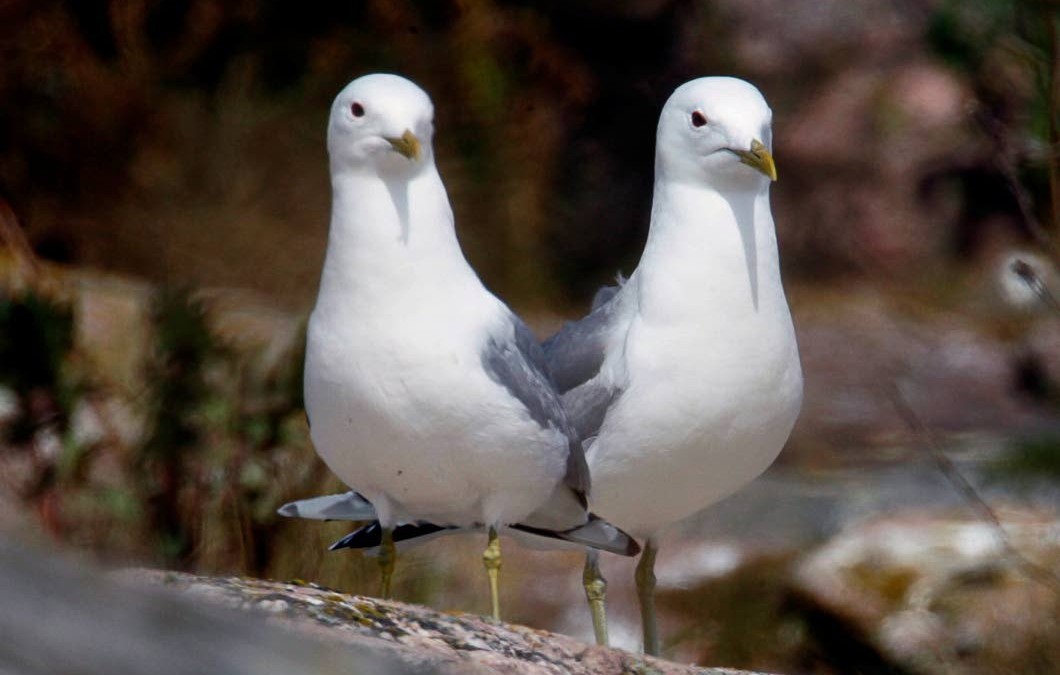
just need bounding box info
[0,537,774,675]
[121,569,770,675]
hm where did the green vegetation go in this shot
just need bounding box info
[989,435,1060,483]
[929,0,1060,248]
[0,291,76,444]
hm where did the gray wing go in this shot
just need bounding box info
[481,312,589,510]
[542,286,619,394]
[541,285,624,443]
[276,491,377,521]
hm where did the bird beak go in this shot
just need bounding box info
[731,139,777,181]
[385,129,422,161]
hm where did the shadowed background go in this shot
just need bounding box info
[5,0,1056,307]
[1,1,1059,673]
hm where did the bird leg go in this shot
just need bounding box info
[583,550,610,646]
[482,526,502,621]
[378,526,396,599]
[635,539,660,656]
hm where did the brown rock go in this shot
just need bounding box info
[791,508,1060,675]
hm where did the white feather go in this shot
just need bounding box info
[305,75,568,530]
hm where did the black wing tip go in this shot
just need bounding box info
[510,516,641,557]
[329,521,459,551]
[329,522,381,551]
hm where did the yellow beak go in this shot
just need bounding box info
[385,129,422,161]
[732,139,777,181]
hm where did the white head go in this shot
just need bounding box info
[327,73,435,176]
[656,77,776,191]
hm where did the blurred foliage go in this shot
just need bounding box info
[0,0,754,307]
[0,288,84,526]
[134,288,322,570]
[989,435,1060,483]
[3,0,1057,306]
[0,279,328,572]
[138,288,227,564]
[928,0,1060,249]
[0,291,76,443]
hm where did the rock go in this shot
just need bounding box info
[122,568,772,675]
[0,536,417,675]
[0,534,778,675]
[791,508,1060,675]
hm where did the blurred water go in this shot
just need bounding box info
[676,434,1060,551]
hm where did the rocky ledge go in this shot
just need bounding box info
[121,569,765,675]
[0,536,772,675]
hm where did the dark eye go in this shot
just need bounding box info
[351,102,365,118]
[691,111,707,127]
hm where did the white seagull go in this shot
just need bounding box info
[542,77,803,654]
[287,73,636,620]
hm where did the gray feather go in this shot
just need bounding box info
[542,287,620,394]
[562,379,620,444]
[481,313,590,509]
[276,491,377,521]
[542,287,625,443]
[590,283,622,311]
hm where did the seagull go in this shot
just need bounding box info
[291,73,637,621]
[542,77,803,654]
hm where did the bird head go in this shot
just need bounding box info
[327,73,434,176]
[656,77,777,191]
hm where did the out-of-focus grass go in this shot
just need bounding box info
[0,290,76,444]
[989,435,1060,483]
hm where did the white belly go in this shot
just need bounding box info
[304,309,567,528]
[587,319,803,537]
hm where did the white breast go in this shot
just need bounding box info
[588,300,802,536]
[305,166,568,529]
[305,276,567,529]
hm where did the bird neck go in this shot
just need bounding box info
[316,163,475,311]
[635,180,786,322]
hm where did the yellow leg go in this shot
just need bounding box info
[583,550,610,646]
[378,527,395,599]
[635,539,659,656]
[482,526,502,621]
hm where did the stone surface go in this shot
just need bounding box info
[120,568,768,675]
[791,508,1060,675]
[0,534,776,675]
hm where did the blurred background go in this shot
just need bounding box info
[1,1,1059,673]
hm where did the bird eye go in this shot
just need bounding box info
[691,111,707,128]
[351,102,365,118]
